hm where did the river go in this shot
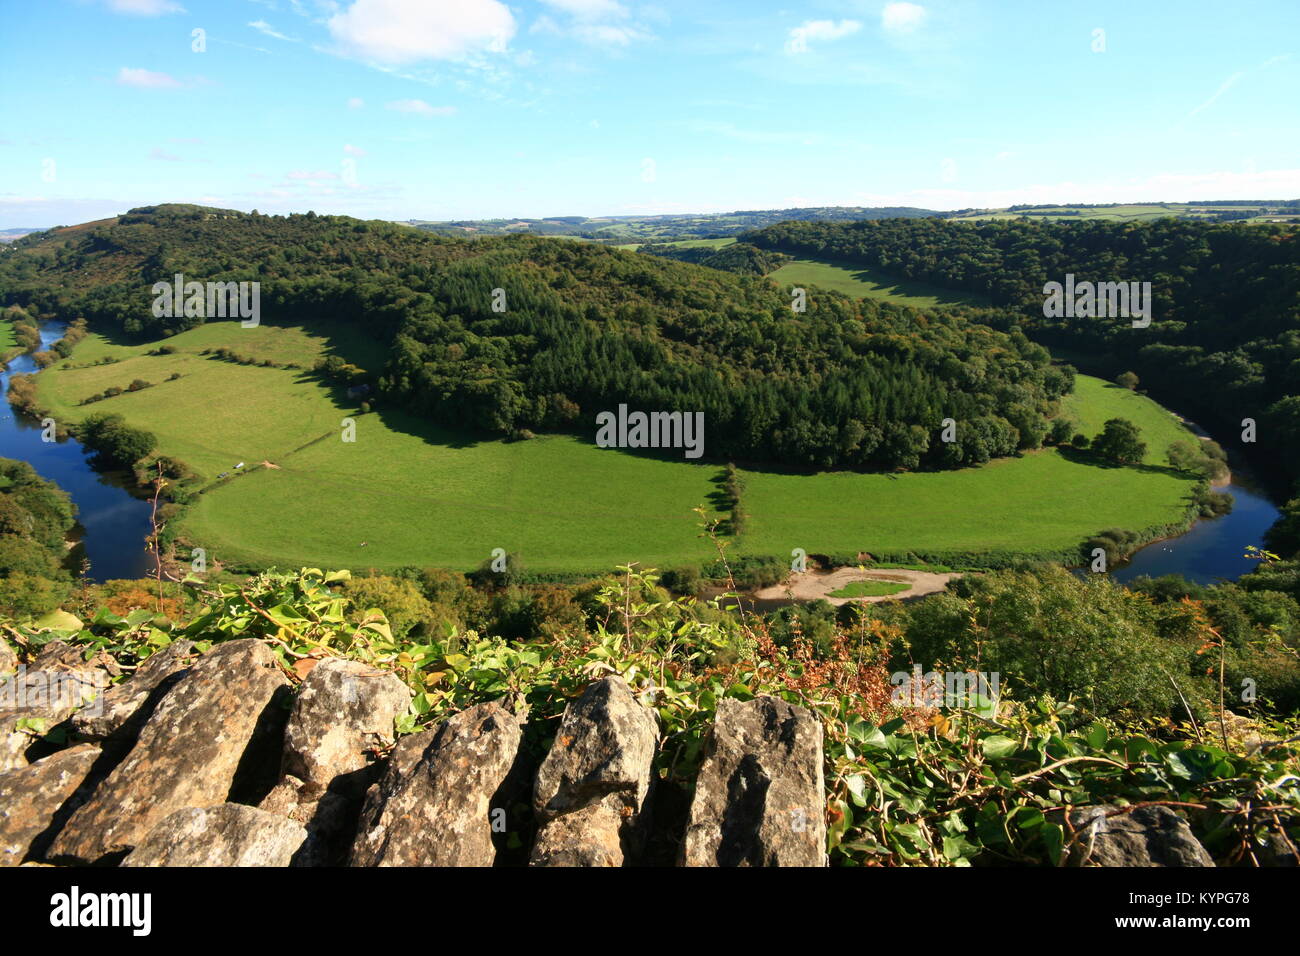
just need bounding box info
[0,320,153,581]
[1108,476,1280,586]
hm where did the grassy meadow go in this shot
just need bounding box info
[34,321,1202,574]
[767,258,988,309]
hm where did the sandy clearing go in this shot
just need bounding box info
[752,566,960,606]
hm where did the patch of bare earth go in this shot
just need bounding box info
[752,567,960,606]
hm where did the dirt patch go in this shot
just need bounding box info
[753,566,960,606]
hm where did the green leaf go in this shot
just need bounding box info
[1041,822,1065,866]
[981,735,1018,759]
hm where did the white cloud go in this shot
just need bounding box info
[533,0,649,48]
[249,20,296,42]
[327,0,515,65]
[343,144,367,156]
[286,170,340,180]
[386,99,457,117]
[881,3,927,35]
[102,0,184,15]
[148,147,182,162]
[785,19,861,55]
[347,97,365,109]
[116,67,183,89]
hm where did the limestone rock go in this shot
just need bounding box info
[1063,805,1215,867]
[48,639,291,864]
[122,804,307,867]
[530,677,658,867]
[72,639,197,743]
[0,744,103,866]
[681,695,826,867]
[0,639,16,679]
[1,668,106,771]
[259,658,409,865]
[350,698,526,867]
[277,658,409,791]
[31,640,121,678]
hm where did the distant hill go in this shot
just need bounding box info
[404,199,1300,242]
[0,228,45,244]
[403,206,940,242]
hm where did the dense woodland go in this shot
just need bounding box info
[636,240,790,275]
[0,204,1072,471]
[746,217,1300,487]
[0,458,77,619]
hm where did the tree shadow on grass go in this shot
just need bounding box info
[1055,443,1188,480]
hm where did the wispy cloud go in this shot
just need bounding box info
[249,20,298,42]
[116,67,184,89]
[1188,71,1244,118]
[533,0,652,48]
[386,99,457,117]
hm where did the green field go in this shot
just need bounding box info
[1062,375,1194,466]
[616,237,738,251]
[950,203,1300,225]
[35,323,1201,574]
[767,258,987,309]
[828,579,910,598]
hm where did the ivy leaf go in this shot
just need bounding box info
[981,735,1018,759]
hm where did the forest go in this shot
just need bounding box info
[0,204,1073,471]
[745,217,1300,484]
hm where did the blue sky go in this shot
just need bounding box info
[1,0,1297,228]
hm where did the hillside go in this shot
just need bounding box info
[0,203,1071,473]
[745,216,1300,486]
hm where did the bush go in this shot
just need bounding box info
[887,565,1185,720]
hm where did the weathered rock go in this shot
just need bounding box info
[0,744,103,866]
[31,640,121,678]
[72,639,197,743]
[530,677,658,867]
[48,639,291,864]
[258,658,409,864]
[0,639,16,679]
[350,698,526,867]
[681,695,826,867]
[277,658,409,791]
[122,804,308,867]
[1,668,106,771]
[1062,805,1215,867]
[1256,829,1300,866]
